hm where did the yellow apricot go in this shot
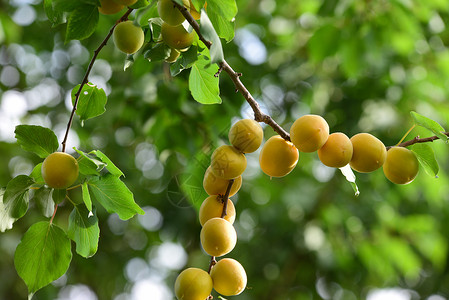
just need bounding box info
[113,0,137,5]
[383,146,419,184]
[199,195,235,226]
[174,268,213,300]
[158,0,189,26]
[165,48,180,63]
[317,132,353,168]
[290,114,329,153]
[200,218,237,257]
[113,21,145,54]
[228,119,264,153]
[203,166,242,197]
[211,258,247,296]
[41,152,79,189]
[210,145,247,180]
[161,22,195,50]
[259,135,299,177]
[98,0,125,15]
[350,133,387,173]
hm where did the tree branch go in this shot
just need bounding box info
[61,8,134,152]
[387,132,449,150]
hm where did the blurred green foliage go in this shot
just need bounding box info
[1,0,449,299]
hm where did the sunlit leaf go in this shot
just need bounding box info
[410,143,439,177]
[189,55,221,104]
[68,205,99,258]
[65,4,99,42]
[3,175,35,219]
[410,111,448,142]
[71,83,107,123]
[15,125,59,159]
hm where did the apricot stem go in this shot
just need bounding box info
[395,124,415,146]
[387,131,449,150]
[61,8,134,152]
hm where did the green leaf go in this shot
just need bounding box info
[170,45,199,76]
[52,189,67,204]
[71,83,107,123]
[4,175,35,219]
[15,125,59,159]
[14,221,72,294]
[44,0,66,26]
[68,205,99,258]
[53,0,81,12]
[339,165,360,197]
[87,174,144,220]
[30,163,44,184]
[65,4,99,42]
[32,187,55,218]
[308,24,341,62]
[0,188,16,232]
[130,0,150,9]
[411,144,439,177]
[206,0,237,42]
[410,111,448,142]
[74,148,105,176]
[82,182,92,212]
[91,150,124,177]
[200,10,224,63]
[189,55,221,104]
[144,43,171,62]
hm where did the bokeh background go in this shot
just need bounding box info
[1,0,449,299]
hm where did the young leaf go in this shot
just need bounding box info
[68,205,100,258]
[411,144,439,177]
[340,165,360,197]
[74,148,105,176]
[90,150,124,177]
[71,83,107,123]
[30,163,44,184]
[206,0,237,42]
[189,55,221,104]
[65,4,99,42]
[14,221,72,294]
[82,182,93,212]
[87,174,144,220]
[410,111,448,142]
[200,10,224,63]
[32,187,55,218]
[0,188,16,232]
[44,0,66,26]
[4,175,35,219]
[15,125,59,159]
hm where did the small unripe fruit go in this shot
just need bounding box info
[383,147,419,184]
[158,0,189,26]
[199,195,236,226]
[113,21,145,54]
[259,135,299,178]
[113,0,137,5]
[200,218,237,257]
[42,152,79,189]
[210,145,247,180]
[165,48,180,63]
[350,133,387,173]
[98,0,125,15]
[290,114,330,153]
[228,119,263,153]
[211,258,247,296]
[317,132,353,168]
[203,166,242,197]
[174,268,213,300]
[161,22,195,50]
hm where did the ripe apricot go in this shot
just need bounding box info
[113,0,137,5]
[113,21,145,54]
[350,133,387,173]
[158,0,189,26]
[317,132,353,168]
[161,22,195,50]
[174,268,213,300]
[290,114,329,153]
[228,119,263,153]
[383,146,419,184]
[259,135,299,177]
[199,195,235,226]
[211,258,247,296]
[210,145,247,180]
[203,166,242,197]
[98,0,125,15]
[42,152,79,189]
[200,218,237,257]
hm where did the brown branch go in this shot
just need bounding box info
[220,178,235,218]
[61,8,134,152]
[173,2,291,141]
[387,132,449,150]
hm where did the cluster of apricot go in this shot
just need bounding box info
[175,119,263,300]
[262,114,419,185]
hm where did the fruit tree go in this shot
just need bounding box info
[1,0,449,299]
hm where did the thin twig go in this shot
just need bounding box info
[61,8,134,152]
[387,132,449,150]
[220,179,235,218]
